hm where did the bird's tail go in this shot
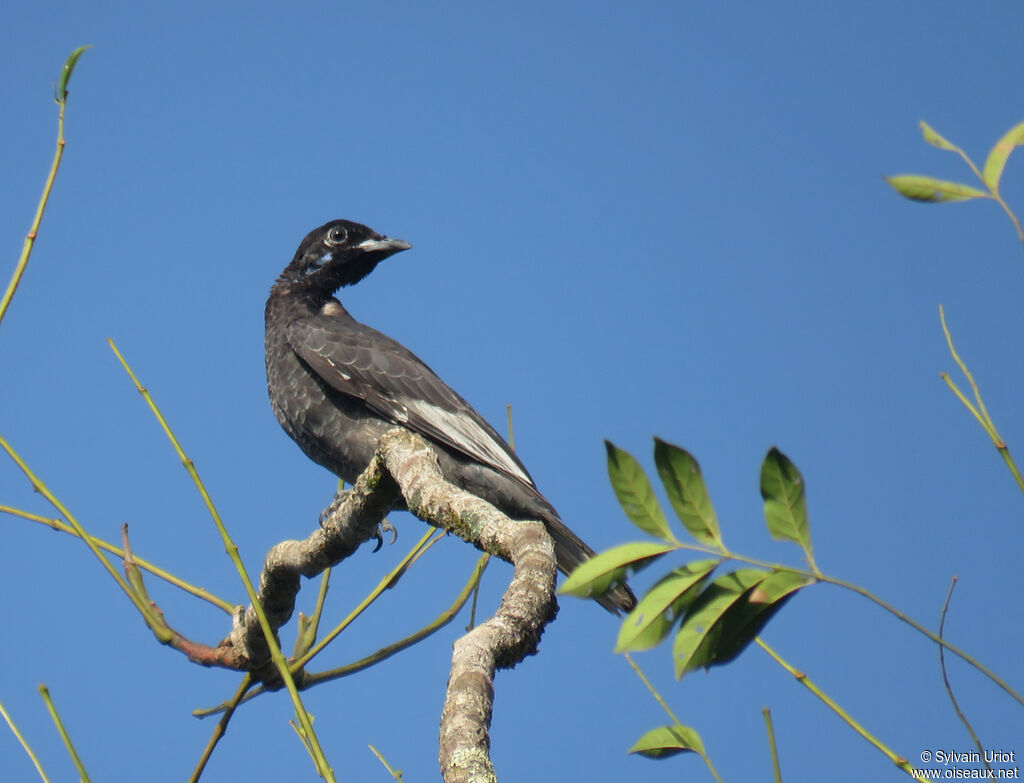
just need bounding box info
[545,515,637,615]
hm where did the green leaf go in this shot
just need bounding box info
[559,541,675,600]
[628,725,705,759]
[606,441,673,541]
[615,559,720,653]
[885,175,989,203]
[708,569,813,665]
[982,119,1024,191]
[919,120,958,151]
[56,45,92,103]
[653,438,723,547]
[760,447,814,563]
[673,568,768,677]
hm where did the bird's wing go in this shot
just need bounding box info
[287,313,535,486]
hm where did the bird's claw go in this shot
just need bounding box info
[319,489,351,528]
[371,518,398,552]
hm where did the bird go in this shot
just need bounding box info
[265,219,635,614]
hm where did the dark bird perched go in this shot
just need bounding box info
[265,219,635,614]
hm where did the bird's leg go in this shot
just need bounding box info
[320,489,397,552]
[318,488,351,528]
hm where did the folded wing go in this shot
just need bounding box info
[287,313,535,488]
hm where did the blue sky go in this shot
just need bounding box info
[2,3,1023,781]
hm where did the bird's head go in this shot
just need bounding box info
[279,219,411,291]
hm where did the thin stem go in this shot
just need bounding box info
[939,306,998,433]
[624,653,685,728]
[755,639,915,777]
[194,552,489,717]
[0,696,49,782]
[993,196,1024,245]
[467,566,483,631]
[0,83,69,331]
[506,404,515,450]
[996,448,1024,495]
[951,144,1023,244]
[953,146,985,185]
[300,551,488,686]
[38,686,90,783]
[368,745,404,781]
[0,505,234,613]
[189,676,253,783]
[815,572,1024,709]
[762,707,783,783]
[639,537,1024,708]
[293,568,334,660]
[624,654,725,783]
[937,577,992,777]
[391,529,447,575]
[940,374,995,439]
[107,340,227,541]
[307,567,332,643]
[938,305,1024,495]
[107,340,334,781]
[0,435,161,625]
[295,527,439,668]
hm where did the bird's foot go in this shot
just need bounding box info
[371,518,398,553]
[319,489,351,528]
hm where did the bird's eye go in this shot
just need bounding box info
[325,227,348,247]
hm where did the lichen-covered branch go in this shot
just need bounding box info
[221,444,401,681]
[223,428,559,783]
[372,429,558,783]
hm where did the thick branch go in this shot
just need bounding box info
[218,428,558,780]
[373,430,558,782]
[221,447,400,681]
[223,426,559,769]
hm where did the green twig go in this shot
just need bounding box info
[189,676,253,783]
[951,144,985,186]
[940,305,1000,435]
[625,536,1024,708]
[815,571,1024,708]
[0,435,166,632]
[937,577,992,777]
[0,696,49,782]
[762,707,783,783]
[293,566,333,660]
[293,551,488,687]
[195,551,489,717]
[938,305,1024,495]
[993,196,1024,245]
[309,567,331,638]
[952,145,1024,245]
[293,568,333,659]
[506,404,515,450]
[624,653,685,728]
[387,529,447,580]
[107,340,335,781]
[0,505,234,613]
[368,745,404,781]
[38,685,90,783]
[921,124,1023,245]
[467,566,483,631]
[624,654,725,783]
[296,528,440,668]
[755,638,915,777]
[0,47,90,333]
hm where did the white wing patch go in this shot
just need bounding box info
[323,357,351,381]
[405,399,530,484]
